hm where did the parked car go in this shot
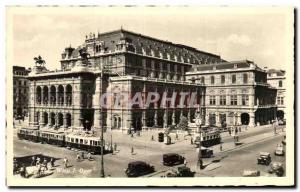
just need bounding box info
[282,136,286,145]
[158,132,164,142]
[278,119,286,125]
[275,144,285,156]
[242,169,260,177]
[268,162,284,177]
[125,161,155,177]
[196,147,214,158]
[257,152,271,165]
[164,166,195,177]
[163,153,185,166]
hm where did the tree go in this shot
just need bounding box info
[34,55,45,66]
[177,116,189,131]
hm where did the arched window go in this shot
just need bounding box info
[221,75,225,84]
[279,80,283,87]
[243,74,248,83]
[201,76,205,84]
[210,76,215,84]
[232,75,236,84]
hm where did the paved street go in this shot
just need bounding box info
[13,123,286,178]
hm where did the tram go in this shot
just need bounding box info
[193,126,221,147]
[65,134,108,154]
[17,128,40,142]
[39,131,65,147]
[17,128,110,154]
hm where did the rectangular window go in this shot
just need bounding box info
[230,95,237,105]
[209,96,216,105]
[232,75,236,84]
[220,95,226,105]
[242,95,249,106]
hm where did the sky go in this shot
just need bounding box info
[9,6,293,70]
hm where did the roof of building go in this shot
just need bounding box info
[63,29,225,65]
[188,60,265,73]
[267,69,286,76]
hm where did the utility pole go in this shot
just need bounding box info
[195,107,203,169]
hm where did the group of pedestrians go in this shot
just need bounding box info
[75,151,93,162]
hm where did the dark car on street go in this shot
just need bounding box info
[268,162,284,177]
[257,152,271,165]
[125,161,155,177]
[196,147,214,158]
[163,153,185,166]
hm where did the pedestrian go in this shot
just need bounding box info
[81,151,85,159]
[31,156,36,166]
[175,133,178,140]
[76,153,80,161]
[50,158,55,167]
[131,132,134,137]
[63,157,68,168]
[131,147,134,155]
[43,158,48,170]
[36,157,41,166]
[87,152,92,161]
[220,144,223,151]
[239,126,241,132]
[20,164,27,178]
[151,135,154,141]
[184,159,187,166]
[190,137,194,145]
[114,143,117,152]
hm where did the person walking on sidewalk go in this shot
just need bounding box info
[131,147,134,155]
[220,144,223,151]
[63,157,68,168]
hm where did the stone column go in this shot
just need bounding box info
[40,112,45,127]
[142,110,147,128]
[172,110,176,125]
[154,110,158,127]
[56,86,59,106]
[63,113,68,128]
[249,111,256,127]
[215,112,221,127]
[205,113,210,125]
[163,110,168,128]
[236,112,241,125]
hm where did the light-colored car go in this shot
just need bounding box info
[275,144,285,156]
[242,170,260,177]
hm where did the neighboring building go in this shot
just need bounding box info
[186,60,278,127]
[267,69,286,120]
[26,29,223,133]
[13,66,31,118]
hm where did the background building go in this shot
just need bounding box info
[13,66,30,118]
[267,69,286,120]
[186,60,278,127]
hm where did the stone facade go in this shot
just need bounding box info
[186,60,277,127]
[13,66,30,118]
[25,29,278,134]
[267,69,286,120]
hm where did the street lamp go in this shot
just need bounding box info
[195,108,203,170]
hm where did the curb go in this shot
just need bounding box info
[218,132,285,154]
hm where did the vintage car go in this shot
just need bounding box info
[282,136,286,145]
[125,161,155,177]
[242,170,260,177]
[196,147,214,158]
[164,166,195,177]
[268,162,284,177]
[163,153,185,166]
[257,152,271,165]
[278,119,286,126]
[275,144,285,156]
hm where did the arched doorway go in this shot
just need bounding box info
[43,112,48,126]
[277,110,284,120]
[209,113,216,125]
[36,86,42,104]
[43,86,49,105]
[50,113,55,126]
[58,113,63,127]
[66,84,72,106]
[241,113,250,125]
[58,85,64,105]
[50,86,56,105]
[66,113,71,128]
[132,113,142,131]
